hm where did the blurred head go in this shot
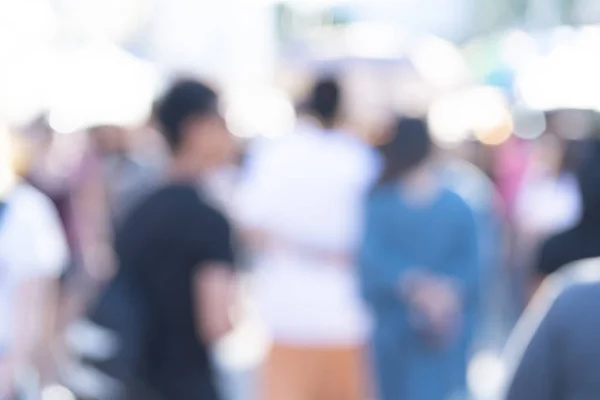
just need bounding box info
[378,117,432,185]
[156,80,233,171]
[307,77,341,129]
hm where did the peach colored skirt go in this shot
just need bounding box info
[261,344,368,400]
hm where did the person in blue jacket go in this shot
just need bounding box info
[360,117,480,400]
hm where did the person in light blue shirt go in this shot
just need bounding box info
[360,117,480,400]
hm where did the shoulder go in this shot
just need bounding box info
[146,184,199,207]
[439,188,473,215]
[440,159,496,210]
[366,186,397,213]
[545,257,600,290]
[502,259,600,384]
[528,258,600,328]
[435,189,477,232]
[121,184,230,237]
[515,258,600,341]
[122,184,204,230]
[550,280,600,323]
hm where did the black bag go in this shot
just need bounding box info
[64,267,160,400]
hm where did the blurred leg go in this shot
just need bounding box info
[261,344,320,400]
[318,346,367,400]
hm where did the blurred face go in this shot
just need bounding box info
[184,113,235,171]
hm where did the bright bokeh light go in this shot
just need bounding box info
[468,351,506,400]
[469,87,510,132]
[344,22,403,59]
[428,86,511,146]
[469,87,513,146]
[0,0,59,124]
[512,104,547,140]
[516,26,600,111]
[475,117,513,146]
[225,86,296,139]
[0,0,57,55]
[0,49,55,125]
[410,36,470,87]
[499,30,540,71]
[428,93,472,146]
[55,0,151,43]
[48,41,157,134]
[42,385,75,400]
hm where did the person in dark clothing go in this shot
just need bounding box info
[115,79,237,400]
[504,258,600,400]
[536,141,600,278]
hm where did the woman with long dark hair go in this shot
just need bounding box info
[360,117,479,400]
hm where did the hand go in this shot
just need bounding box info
[424,279,461,331]
[398,268,433,301]
[408,277,463,347]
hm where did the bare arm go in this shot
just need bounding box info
[193,263,236,344]
[71,151,115,283]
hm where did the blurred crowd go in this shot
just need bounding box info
[1,70,600,400]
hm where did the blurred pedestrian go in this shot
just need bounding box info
[21,115,116,364]
[21,115,82,280]
[535,142,600,282]
[0,123,68,398]
[503,257,600,400]
[236,77,379,400]
[514,134,581,254]
[114,79,237,399]
[360,117,479,400]
[513,134,582,307]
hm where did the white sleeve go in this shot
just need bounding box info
[20,191,69,279]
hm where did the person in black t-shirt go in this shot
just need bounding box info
[116,80,237,400]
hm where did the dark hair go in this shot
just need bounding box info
[377,117,432,185]
[155,79,218,150]
[307,77,341,127]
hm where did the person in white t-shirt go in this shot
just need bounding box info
[0,125,68,397]
[235,78,380,400]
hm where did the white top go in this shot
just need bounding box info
[235,125,380,345]
[515,172,581,236]
[0,183,69,348]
